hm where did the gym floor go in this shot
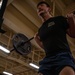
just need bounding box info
[0,0,75,75]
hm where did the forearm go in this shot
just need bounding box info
[34,33,44,49]
[35,37,44,49]
[67,13,75,38]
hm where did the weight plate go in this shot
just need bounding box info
[12,33,32,55]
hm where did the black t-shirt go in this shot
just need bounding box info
[38,16,71,57]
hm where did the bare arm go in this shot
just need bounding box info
[66,13,75,38]
[34,32,44,49]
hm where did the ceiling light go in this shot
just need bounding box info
[29,63,39,69]
[0,45,10,53]
[3,71,13,75]
[0,0,2,8]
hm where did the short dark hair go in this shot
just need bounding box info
[37,1,50,7]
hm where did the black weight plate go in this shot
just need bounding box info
[12,33,31,55]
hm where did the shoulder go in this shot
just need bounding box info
[56,16,67,19]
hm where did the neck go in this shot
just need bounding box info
[41,13,52,22]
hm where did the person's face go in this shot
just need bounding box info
[37,3,50,16]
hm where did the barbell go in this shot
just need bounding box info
[11,11,75,56]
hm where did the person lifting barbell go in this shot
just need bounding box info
[11,1,75,75]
